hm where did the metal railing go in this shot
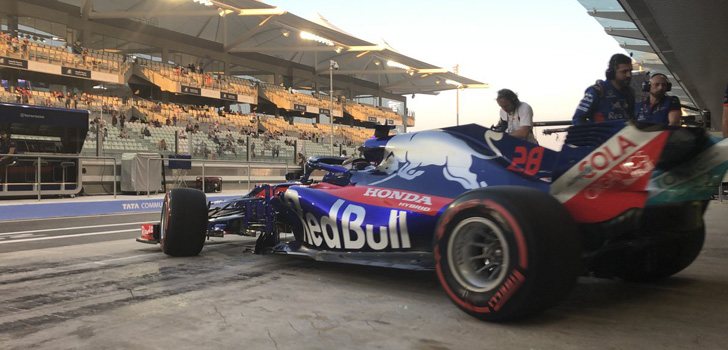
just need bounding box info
[145,156,290,197]
[0,153,117,201]
[0,152,299,201]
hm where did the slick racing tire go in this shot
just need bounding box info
[618,201,707,282]
[160,188,208,257]
[434,186,581,322]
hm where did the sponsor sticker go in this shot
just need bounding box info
[285,189,413,250]
[318,186,451,216]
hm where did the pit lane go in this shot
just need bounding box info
[0,204,727,349]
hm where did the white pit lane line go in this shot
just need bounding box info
[0,221,151,237]
[0,229,139,244]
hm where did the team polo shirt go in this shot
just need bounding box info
[573,80,634,125]
[635,95,681,125]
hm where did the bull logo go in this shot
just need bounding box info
[370,130,502,190]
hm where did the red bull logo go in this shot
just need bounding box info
[285,190,412,251]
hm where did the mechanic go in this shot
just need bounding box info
[572,53,635,125]
[290,152,305,179]
[722,83,728,137]
[0,129,17,183]
[495,89,538,144]
[635,73,682,126]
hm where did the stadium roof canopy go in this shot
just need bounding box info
[19,0,486,100]
[577,0,728,129]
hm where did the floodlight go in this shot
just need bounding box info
[445,79,463,87]
[239,8,286,16]
[300,31,335,46]
[386,60,410,70]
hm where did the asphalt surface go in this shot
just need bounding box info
[0,213,159,253]
[0,203,727,349]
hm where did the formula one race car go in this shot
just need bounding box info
[138,122,728,322]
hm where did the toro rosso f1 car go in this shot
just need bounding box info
[138,121,728,322]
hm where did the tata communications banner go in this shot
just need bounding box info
[0,56,122,84]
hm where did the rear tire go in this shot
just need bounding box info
[160,188,208,257]
[618,201,707,282]
[434,187,581,322]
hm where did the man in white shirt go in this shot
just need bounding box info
[496,89,537,144]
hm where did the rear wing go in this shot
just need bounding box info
[549,121,723,223]
[550,122,670,223]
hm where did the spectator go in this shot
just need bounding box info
[21,36,28,58]
[82,48,89,67]
[573,53,635,125]
[495,89,538,143]
[10,36,18,53]
[158,138,167,151]
[635,73,681,126]
[112,114,118,128]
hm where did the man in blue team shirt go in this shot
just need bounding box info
[635,73,682,126]
[573,53,635,125]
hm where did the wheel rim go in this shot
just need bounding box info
[447,216,510,293]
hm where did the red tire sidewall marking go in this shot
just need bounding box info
[434,198,529,314]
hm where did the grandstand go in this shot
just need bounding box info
[0,0,484,194]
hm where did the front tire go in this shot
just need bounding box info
[434,187,581,322]
[160,188,208,257]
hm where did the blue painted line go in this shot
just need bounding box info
[0,195,240,221]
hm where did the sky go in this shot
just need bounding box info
[264,0,626,149]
